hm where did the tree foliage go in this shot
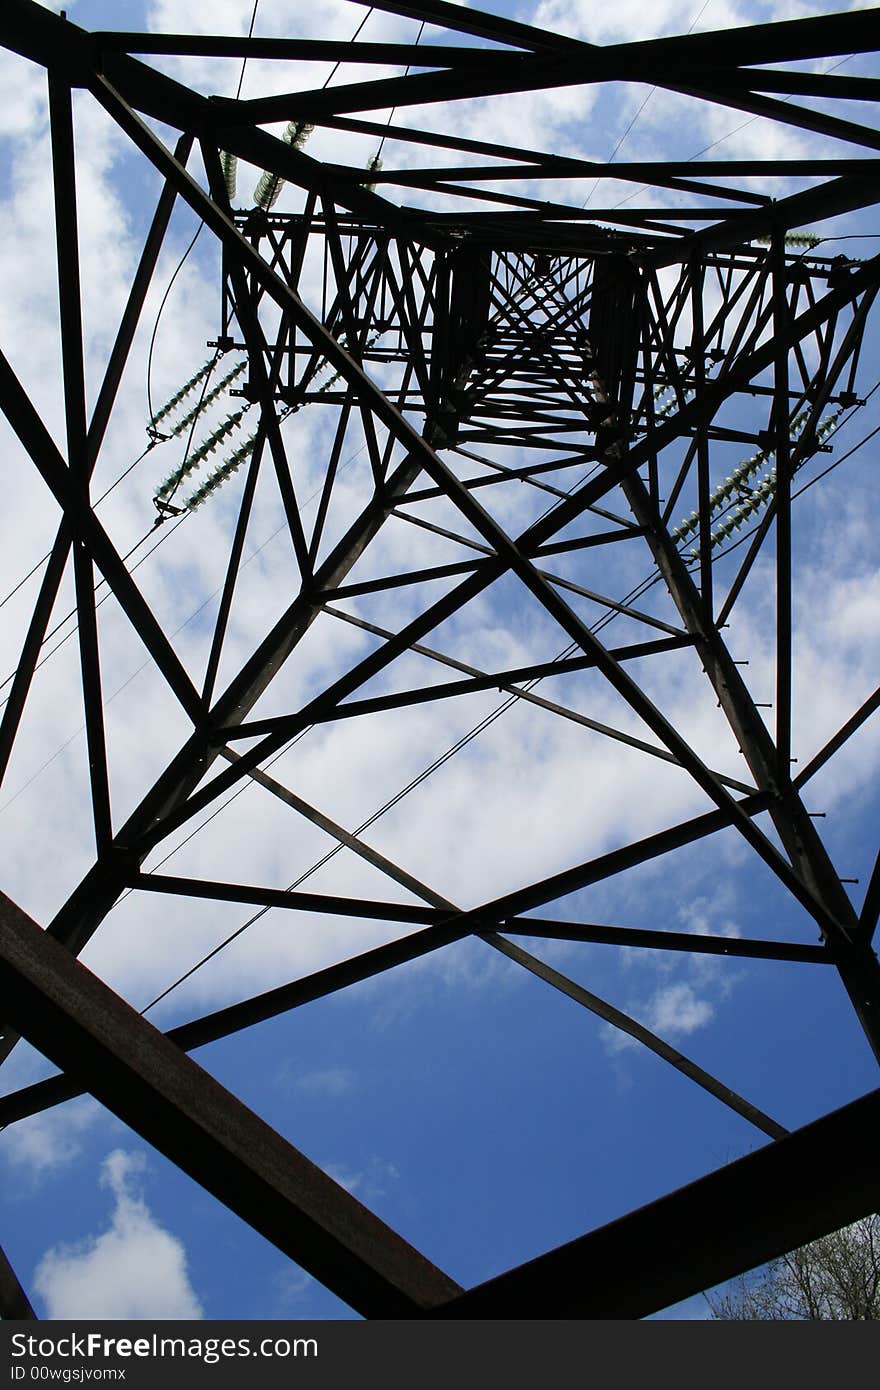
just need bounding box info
[706,1215,880,1319]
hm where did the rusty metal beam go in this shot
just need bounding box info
[0,891,461,1318]
[432,1088,880,1318]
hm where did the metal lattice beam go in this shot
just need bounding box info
[1,0,879,1321]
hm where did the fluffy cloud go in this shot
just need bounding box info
[644,980,716,1036]
[32,1150,203,1319]
[1,1097,101,1185]
[531,0,829,49]
[323,1153,400,1202]
[290,1065,357,1095]
[602,981,715,1056]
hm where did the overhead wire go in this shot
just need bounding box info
[376,18,425,163]
[793,418,880,498]
[582,0,713,209]
[610,51,861,214]
[235,0,260,100]
[145,222,205,425]
[139,628,583,1018]
[0,440,158,616]
[321,6,374,91]
[0,514,189,718]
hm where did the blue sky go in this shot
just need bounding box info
[1,0,879,1322]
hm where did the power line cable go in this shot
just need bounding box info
[321,7,374,91]
[610,52,858,213]
[139,630,581,1017]
[145,222,205,424]
[793,419,880,498]
[235,0,259,100]
[0,441,158,616]
[0,514,190,713]
[582,0,712,209]
[377,18,425,161]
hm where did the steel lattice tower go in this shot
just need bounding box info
[1,0,879,1319]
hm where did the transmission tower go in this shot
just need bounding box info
[1,0,879,1319]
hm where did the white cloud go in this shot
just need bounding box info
[290,1065,356,1096]
[603,979,716,1057]
[1,1098,101,1185]
[531,0,825,48]
[324,1154,400,1201]
[33,1150,203,1319]
[645,980,715,1036]
[273,1265,313,1311]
